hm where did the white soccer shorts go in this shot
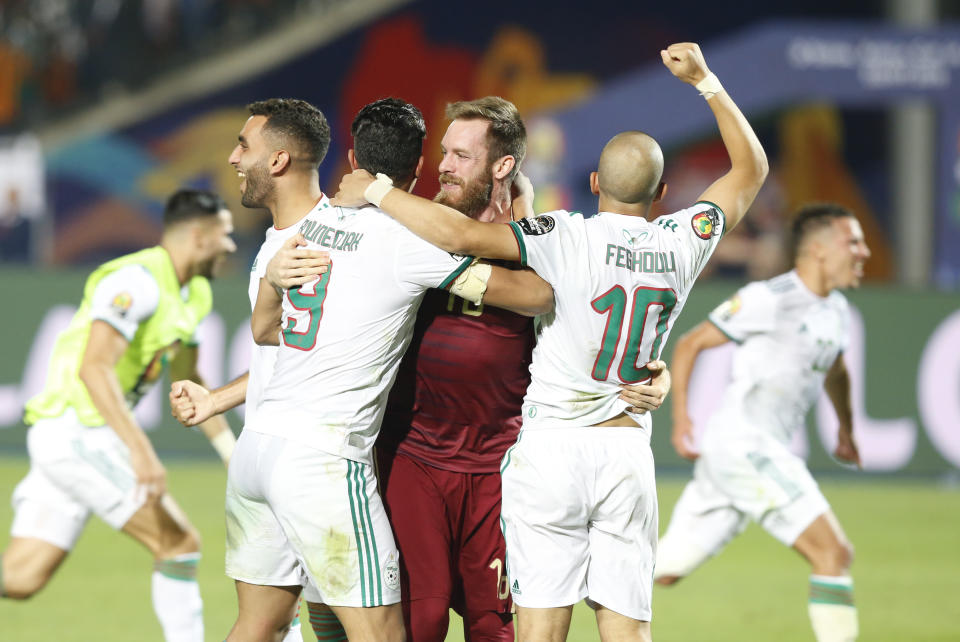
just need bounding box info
[225,429,401,607]
[11,408,146,550]
[500,427,658,622]
[658,424,830,578]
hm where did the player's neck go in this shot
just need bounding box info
[597,195,652,219]
[794,262,831,297]
[272,182,324,229]
[160,241,193,286]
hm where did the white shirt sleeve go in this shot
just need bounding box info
[506,210,573,285]
[89,264,161,341]
[653,201,725,290]
[393,227,475,293]
[708,281,775,343]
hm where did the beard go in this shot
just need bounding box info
[434,168,493,219]
[240,160,275,209]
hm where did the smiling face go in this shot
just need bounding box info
[227,115,276,209]
[822,216,871,289]
[434,118,495,219]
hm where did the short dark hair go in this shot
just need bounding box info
[247,98,331,167]
[351,98,426,184]
[163,189,227,227]
[789,203,856,261]
[446,97,526,181]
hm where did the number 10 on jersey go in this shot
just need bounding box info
[591,286,677,383]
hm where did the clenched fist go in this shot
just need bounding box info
[660,42,711,86]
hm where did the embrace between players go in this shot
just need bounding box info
[2,39,853,642]
[168,41,765,642]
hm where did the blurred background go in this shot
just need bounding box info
[1,0,958,474]
[1,1,959,640]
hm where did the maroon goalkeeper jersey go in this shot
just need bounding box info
[379,286,535,473]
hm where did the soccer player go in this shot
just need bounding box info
[1,189,237,642]
[655,203,869,642]
[226,97,554,642]
[268,96,671,642]
[168,98,339,642]
[331,42,768,642]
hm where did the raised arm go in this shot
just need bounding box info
[168,345,237,464]
[824,354,861,469]
[333,170,521,261]
[252,279,283,346]
[79,321,166,502]
[661,43,768,230]
[669,320,731,460]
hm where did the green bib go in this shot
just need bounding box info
[24,246,212,427]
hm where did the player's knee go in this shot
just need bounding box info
[834,539,854,572]
[465,609,513,641]
[2,564,50,600]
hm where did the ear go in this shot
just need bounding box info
[589,171,600,196]
[271,150,291,175]
[654,181,667,202]
[414,155,424,179]
[493,156,515,181]
[348,149,359,170]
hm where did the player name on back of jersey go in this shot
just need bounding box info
[298,218,363,252]
[605,244,677,274]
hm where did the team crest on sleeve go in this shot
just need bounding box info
[516,215,556,236]
[111,292,133,316]
[691,208,720,240]
[714,294,741,321]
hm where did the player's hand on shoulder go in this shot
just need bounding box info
[619,360,671,414]
[671,414,700,461]
[170,379,215,426]
[266,234,330,290]
[660,42,710,86]
[511,171,536,220]
[330,169,377,208]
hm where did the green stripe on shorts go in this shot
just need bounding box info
[346,461,368,606]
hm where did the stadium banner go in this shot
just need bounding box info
[0,267,957,475]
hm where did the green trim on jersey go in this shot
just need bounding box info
[706,318,743,344]
[507,221,528,266]
[437,255,475,290]
[23,246,212,427]
[694,200,727,238]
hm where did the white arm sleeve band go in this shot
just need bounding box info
[449,261,492,305]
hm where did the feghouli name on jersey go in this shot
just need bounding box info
[604,244,677,274]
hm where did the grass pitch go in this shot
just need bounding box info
[0,456,958,641]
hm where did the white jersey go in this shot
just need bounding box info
[249,204,472,463]
[509,202,725,433]
[244,196,330,422]
[707,270,850,446]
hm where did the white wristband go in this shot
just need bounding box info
[210,429,236,464]
[364,173,394,207]
[695,72,724,98]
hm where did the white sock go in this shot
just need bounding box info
[808,574,858,642]
[152,553,204,642]
[281,601,303,641]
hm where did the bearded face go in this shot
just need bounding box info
[239,158,275,209]
[434,163,494,219]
